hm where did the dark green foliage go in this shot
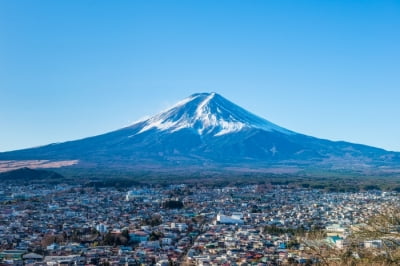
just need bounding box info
[162,200,184,209]
[149,231,164,241]
[3,165,400,195]
[121,229,130,241]
[250,205,262,213]
[0,167,64,181]
[143,215,162,226]
[263,225,325,238]
[85,178,142,188]
[103,230,129,246]
[263,225,298,235]
[363,184,381,191]
[287,239,300,249]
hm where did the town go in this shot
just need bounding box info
[0,181,399,265]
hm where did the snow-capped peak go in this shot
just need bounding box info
[135,92,293,136]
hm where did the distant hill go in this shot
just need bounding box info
[0,92,399,175]
[0,167,64,181]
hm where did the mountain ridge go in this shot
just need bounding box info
[0,167,64,180]
[133,92,293,137]
[1,92,399,173]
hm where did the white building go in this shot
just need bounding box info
[326,224,346,237]
[171,222,188,231]
[364,240,382,249]
[216,214,244,225]
[96,223,108,234]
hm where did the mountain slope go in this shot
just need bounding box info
[136,92,293,136]
[0,167,64,181]
[0,92,399,172]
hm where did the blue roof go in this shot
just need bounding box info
[328,236,343,243]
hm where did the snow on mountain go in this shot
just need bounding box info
[1,92,399,173]
[136,92,294,136]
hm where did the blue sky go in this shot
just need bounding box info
[1,0,399,152]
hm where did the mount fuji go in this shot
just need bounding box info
[1,92,399,174]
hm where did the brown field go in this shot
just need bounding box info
[0,160,79,172]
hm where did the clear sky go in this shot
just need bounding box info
[1,0,399,152]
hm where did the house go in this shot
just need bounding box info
[22,253,44,263]
[96,223,108,233]
[156,259,170,266]
[364,240,382,249]
[129,231,149,243]
[326,224,346,237]
[0,250,26,261]
[118,246,133,255]
[161,237,173,245]
[47,243,60,251]
[44,255,84,265]
[326,236,344,249]
[216,214,244,225]
[171,222,188,231]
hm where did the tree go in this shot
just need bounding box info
[143,214,162,226]
[163,200,184,209]
[149,231,164,241]
[343,207,400,265]
[298,207,400,265]
[121,229,130,243]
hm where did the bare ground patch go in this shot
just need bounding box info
[0,160,79,172]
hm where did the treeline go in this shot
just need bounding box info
[103,229,130,246]
[8,166,400,193]
[263,225,326,238]
[162,200,184,209]
[299,181,400,193]
[84,178,142,189]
